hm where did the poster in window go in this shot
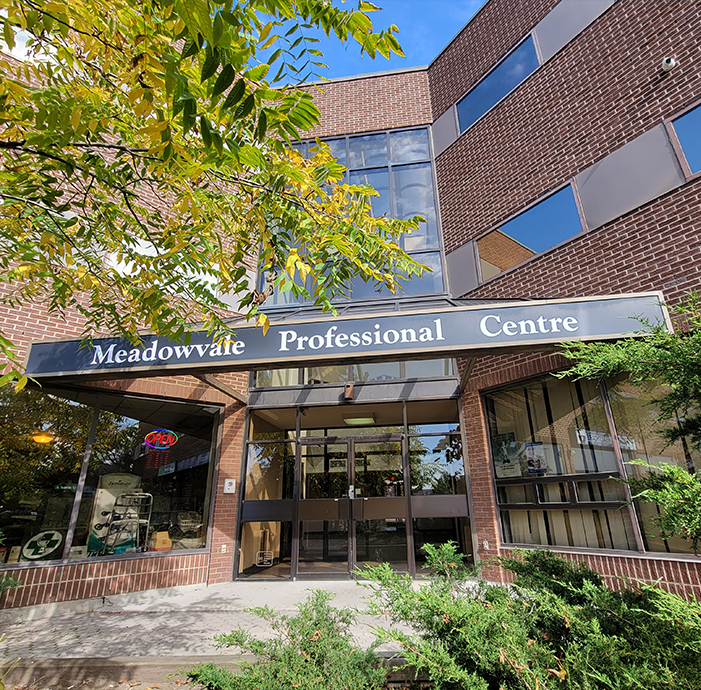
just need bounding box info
[491,432,521,478]
[525,442,547,475]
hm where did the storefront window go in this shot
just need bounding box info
[0,388,217,564]
[608,378,701,554]
[0,388,92,563]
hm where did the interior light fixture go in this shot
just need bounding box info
[343,415,375,426]
[31,430,55,444]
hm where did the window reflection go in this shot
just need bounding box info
[457,36,539,132]
[409,433,465,495]
[353,362,401,382]
[390,129,430,163]
[673,103,701,174]
[349,168,391,218]
[477,185,582,280]
[348,133,388,168]
[244,442,295,500]
[392,163,439,250]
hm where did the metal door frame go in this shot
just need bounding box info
[294,433,406,578]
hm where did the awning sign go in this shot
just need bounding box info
[24,293,669,379]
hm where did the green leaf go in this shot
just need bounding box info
[182,98,196,134]
[234,93,255,120]
[244,64,270,82]
[200,115,212,149]
[212,12,224,45]
[180,37,199,60]
[222,79,246,109]
[200,47,220,83]
[212,64,235,97]
[255,110,267,141]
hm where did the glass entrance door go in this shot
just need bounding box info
[297,436,408,575]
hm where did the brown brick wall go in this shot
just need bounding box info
[305,69,432,139]
[437,0,701,255]
[428,0,557,120]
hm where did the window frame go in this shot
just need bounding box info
[665,97,701,183]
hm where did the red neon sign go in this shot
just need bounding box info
[145,429,179,449]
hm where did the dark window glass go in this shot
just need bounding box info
[301,443,348,499]
[389,129,430,163]
[298,520,348,573]
[392,163,439,250]
[255,369,299,387]
[354,441,404,498]
[349,168,391,218]
[348,133,387,169]
[353,362,401,382]
[0,388,92,563]
[305,365,351,385]
[457,36,539,132]
[673,103,701,174]
[238,521,292,578]
[71,400,214,558]
[409,433,465,495]
[478,185,582,280]
[355,518,407,571]
[413,517,473,570]
[404,359,453,378]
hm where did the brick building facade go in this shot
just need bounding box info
[2,0,701,609]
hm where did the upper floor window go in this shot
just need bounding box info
[456,36,539,133]
[264,128,444,305]
[477,185,582,281]
[671,102,701,175]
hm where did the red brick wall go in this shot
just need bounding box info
[0,553,209,608]
[305,69,432,138]
[428,0,557,120]
[437,0,701,255]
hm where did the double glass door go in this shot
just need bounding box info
[298,435,408,575]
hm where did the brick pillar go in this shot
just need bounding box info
[207,402,246,584]
[461,389,505,583]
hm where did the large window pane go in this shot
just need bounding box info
[356,518,407,571]
[70,399,214,558]
[238,521,292,579]
[0,388,93,562]
[486,377,617,478]
[244,442,295,500]
[477,186,582,279]
[404,358,453,379]
[500,509,637,550]
[350,168,390,219]
[301,443,347,499]
[255,369,299,388]
[413,517,473,570]
[305,365,351,384]
[401,252,444,295]
[348,133,387,169]
[355,441,403,498]
[410,433,465,495]
[392,163,439,250]
[353,362,401,382]
[299,520,348,573]
[673,103,701,174]
[389,129,430,164]
[608,378,701,554]
[457,36,539,132]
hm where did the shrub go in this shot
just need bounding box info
[363,548,701,690]
[187,589,386,690]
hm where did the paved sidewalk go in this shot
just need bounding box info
[0,580,402,689]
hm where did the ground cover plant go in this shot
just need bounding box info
[188,545,701,690]
[365,544,701,690]
[187,589,387,690]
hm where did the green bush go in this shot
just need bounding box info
[187,589,386,690]
[363,546,701,690]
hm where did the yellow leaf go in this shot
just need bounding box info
[285,248,298,279]
[257,313,270,336]
[70,107,82,130]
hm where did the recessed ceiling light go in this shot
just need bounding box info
[343,415,375,426]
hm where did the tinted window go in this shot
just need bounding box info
[457,36,539,132]
[392,163,439,250]
[478,185,582,279]
[673,103,701,174]
[348,133,387,169]
[389,129,430,163]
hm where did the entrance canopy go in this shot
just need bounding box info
[24,293,669,380]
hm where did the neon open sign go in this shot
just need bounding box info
[145,429,179,449]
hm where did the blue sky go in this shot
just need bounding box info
[307,0,487,80]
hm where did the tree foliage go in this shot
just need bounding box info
[0,0,424,386]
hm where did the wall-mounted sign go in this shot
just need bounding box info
[145,429,179,449]
[23,293,670,379]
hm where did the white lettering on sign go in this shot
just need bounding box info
[90,339,246,366]
[479,314,580,338]
[278,319,445,352]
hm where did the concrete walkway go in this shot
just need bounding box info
[0,580,403,689]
